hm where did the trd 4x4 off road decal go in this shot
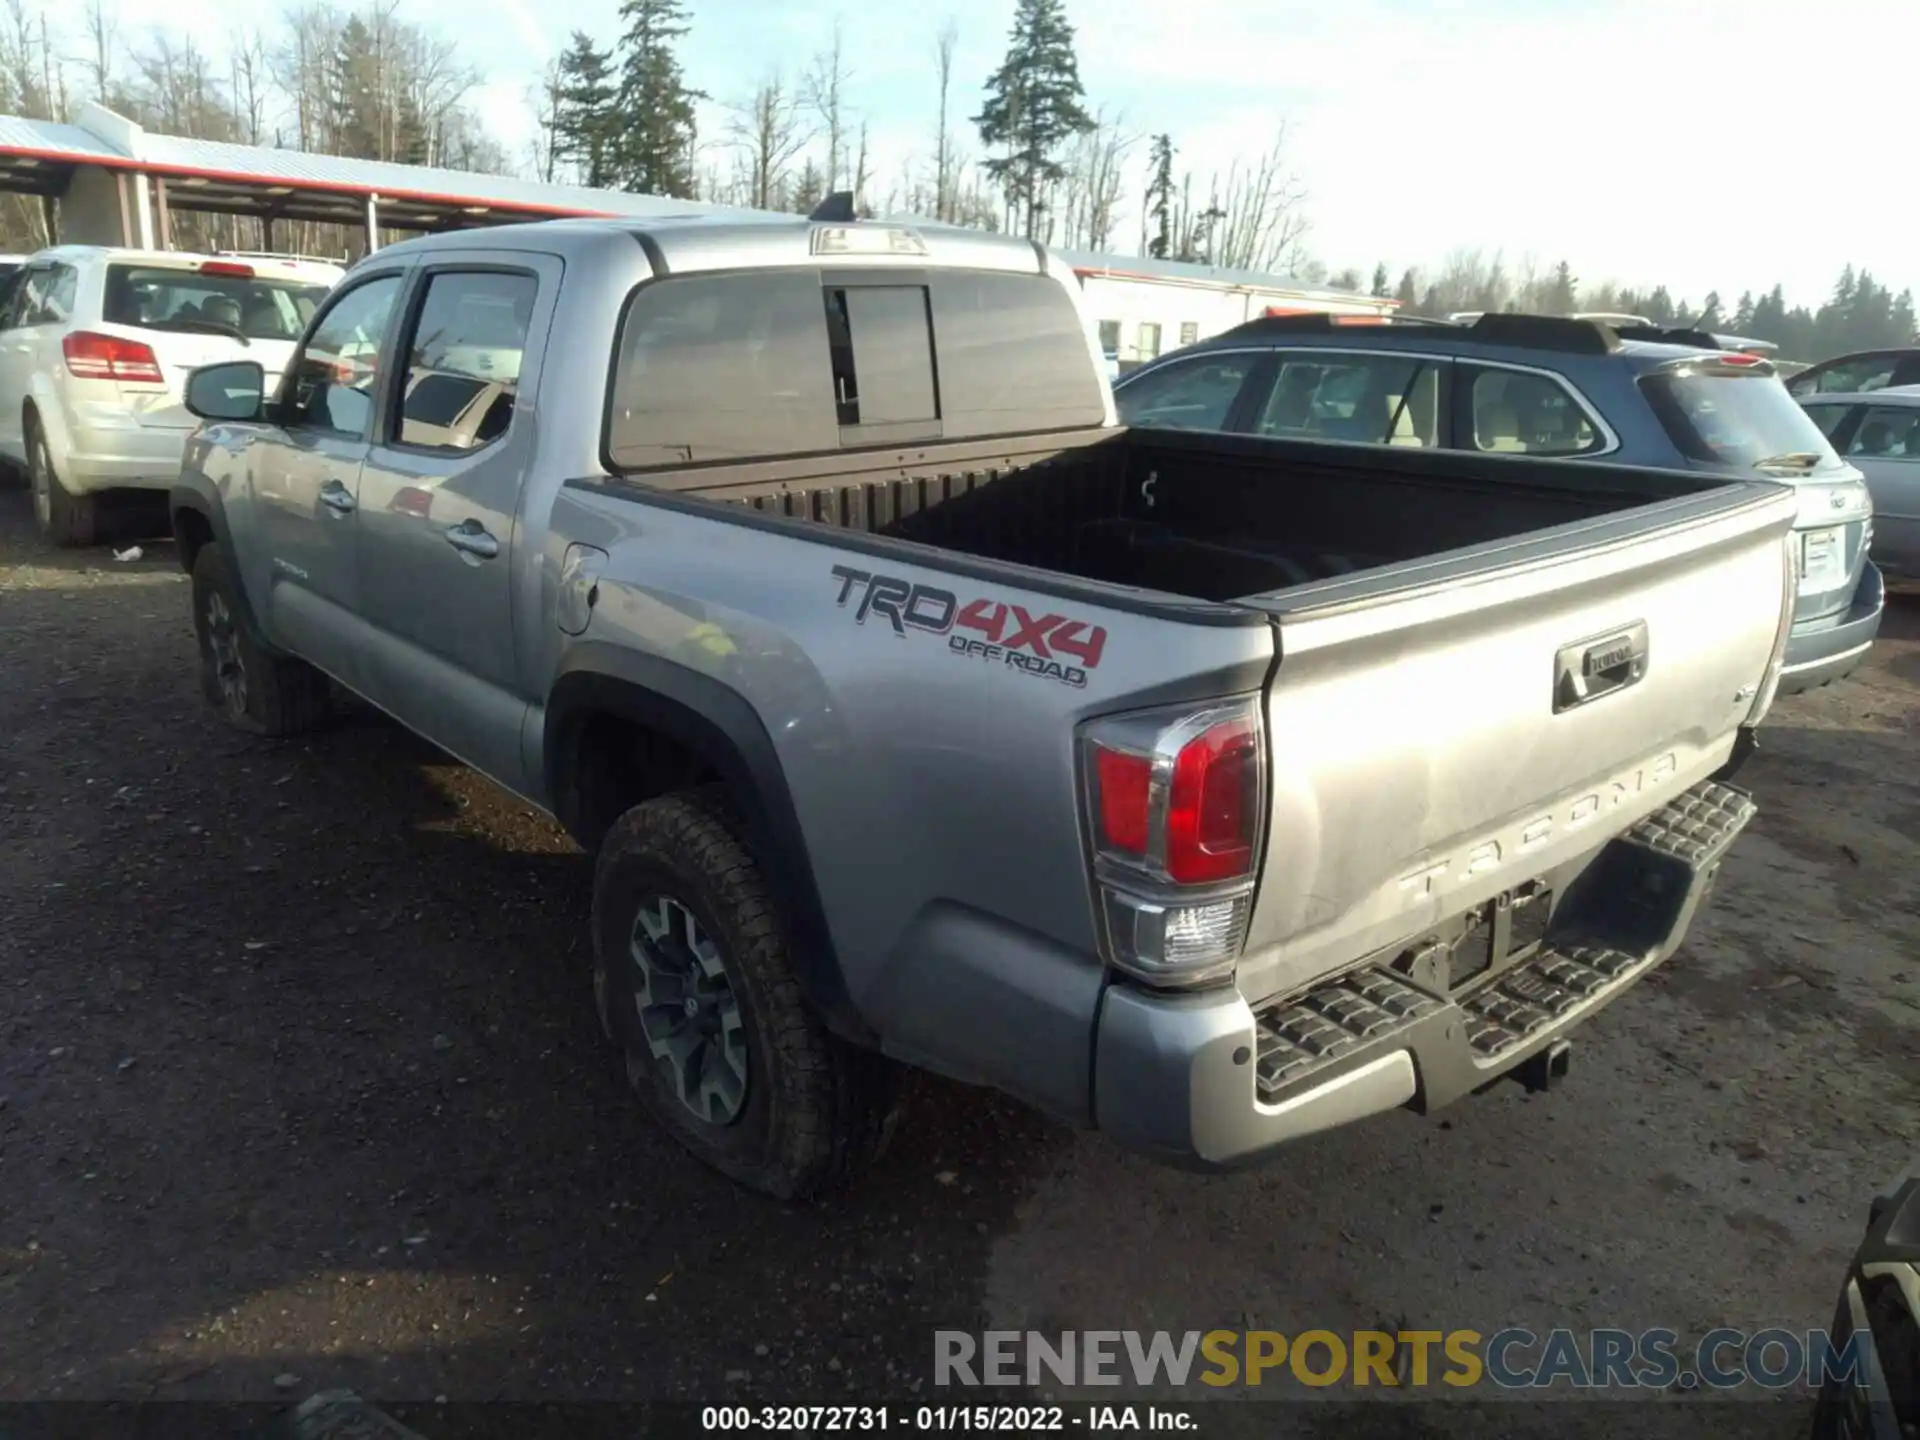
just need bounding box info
[829,565,1108,689]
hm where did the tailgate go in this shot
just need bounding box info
[1235,481,1797,1004]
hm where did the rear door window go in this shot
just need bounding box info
[1847,406,1920,460]
[393,269,537,453]
[1113,354,1262,433]
[1461,367,1602,456]
[105,264,331,343]
[1256,352,1442,447]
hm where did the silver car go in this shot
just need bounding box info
[1799,387,1920,579]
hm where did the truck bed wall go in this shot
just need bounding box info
[673,427,1707,604]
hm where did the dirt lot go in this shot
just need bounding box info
[2,490,1916,1429]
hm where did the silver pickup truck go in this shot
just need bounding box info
[171,215,1800,1199]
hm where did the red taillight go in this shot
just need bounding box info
[1086,707,1262,885]
[1094,748,1152,855]
[62,331,164,384]
[1165,717,1259,883]
[1717,352,1764,367]
[1081,697,1265,988]
[198,261,255,278]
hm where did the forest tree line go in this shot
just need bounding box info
[0,0,1911,358]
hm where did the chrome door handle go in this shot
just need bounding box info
[443,519,499,560]
[318,479,356,514]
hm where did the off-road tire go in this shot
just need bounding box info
[28,416,98,549]
[190,541,332,736]
[593,787,899,1200]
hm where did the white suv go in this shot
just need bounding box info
[0,247,342,545]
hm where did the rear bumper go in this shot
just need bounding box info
[1780,560,1884,695]
[1092,780,1755,1168]
[55,412,193,494]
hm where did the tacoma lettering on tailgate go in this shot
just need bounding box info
[829,564,1107,689]
[1398,752,1680,902]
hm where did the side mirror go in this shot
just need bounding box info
[184,360,267,422]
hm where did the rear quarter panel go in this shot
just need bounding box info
[535,485,1276,1113]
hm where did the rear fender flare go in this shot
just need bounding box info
[544,645,871,1045]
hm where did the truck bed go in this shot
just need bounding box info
[657,425,1725,606]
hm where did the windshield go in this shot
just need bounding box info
[1639,368,1846,473]
[104,264,330,343]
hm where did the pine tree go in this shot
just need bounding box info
[1893,289,1918,346]
[1394,268,1418,309]
[1732,291,1755,333]
[974,0,1095,239]
[1697,290,1723,328]
[1644,286,1675,325]
[614,0,704,199]
[554,31,621,188]
[1544,260,1578,315]
[1370,263,1390,299]
[1143,134,1174,259]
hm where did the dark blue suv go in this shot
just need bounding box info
[1112,312,1884,693]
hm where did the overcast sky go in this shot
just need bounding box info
[98,0,1916,310]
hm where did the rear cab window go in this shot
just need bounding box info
[604,268,1107,472]
[104,262,331,343]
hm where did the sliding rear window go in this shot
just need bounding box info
[604,266,1106,472]
[104,265,330,342]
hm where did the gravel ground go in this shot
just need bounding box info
[1,489,1915,1434]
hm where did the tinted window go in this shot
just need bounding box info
[16,263,76,325]
[1848,406,1920,459]
[1256,353,1440,447]
[1468,368,1601,455]
[608,271,839,468]
[394,270,536,452]
[1641,369,1844,471]
[927,272,1107,440]
[105,264,330,342]
[1115,355,1257,432]
[606,268,1107,471]
[1801,403,1853,440]
[1796,355,1900,396]
[284,275,403,435]
[827,285,937,428]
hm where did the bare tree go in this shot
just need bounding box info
[728,71,809,211]
[804,17,850,192]
[530,57,563,182]
[932,17,958,222]
[1203,126,1310,272]
[82,0,115,104]
[1054,107,1134,250]
[852,118,871,215]
[230,32,270,145]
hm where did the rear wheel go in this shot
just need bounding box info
[592,788,900,1200]
[27,417,98,549]
[190,542,332,736]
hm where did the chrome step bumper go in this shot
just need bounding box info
[1095,780,1756,1168]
